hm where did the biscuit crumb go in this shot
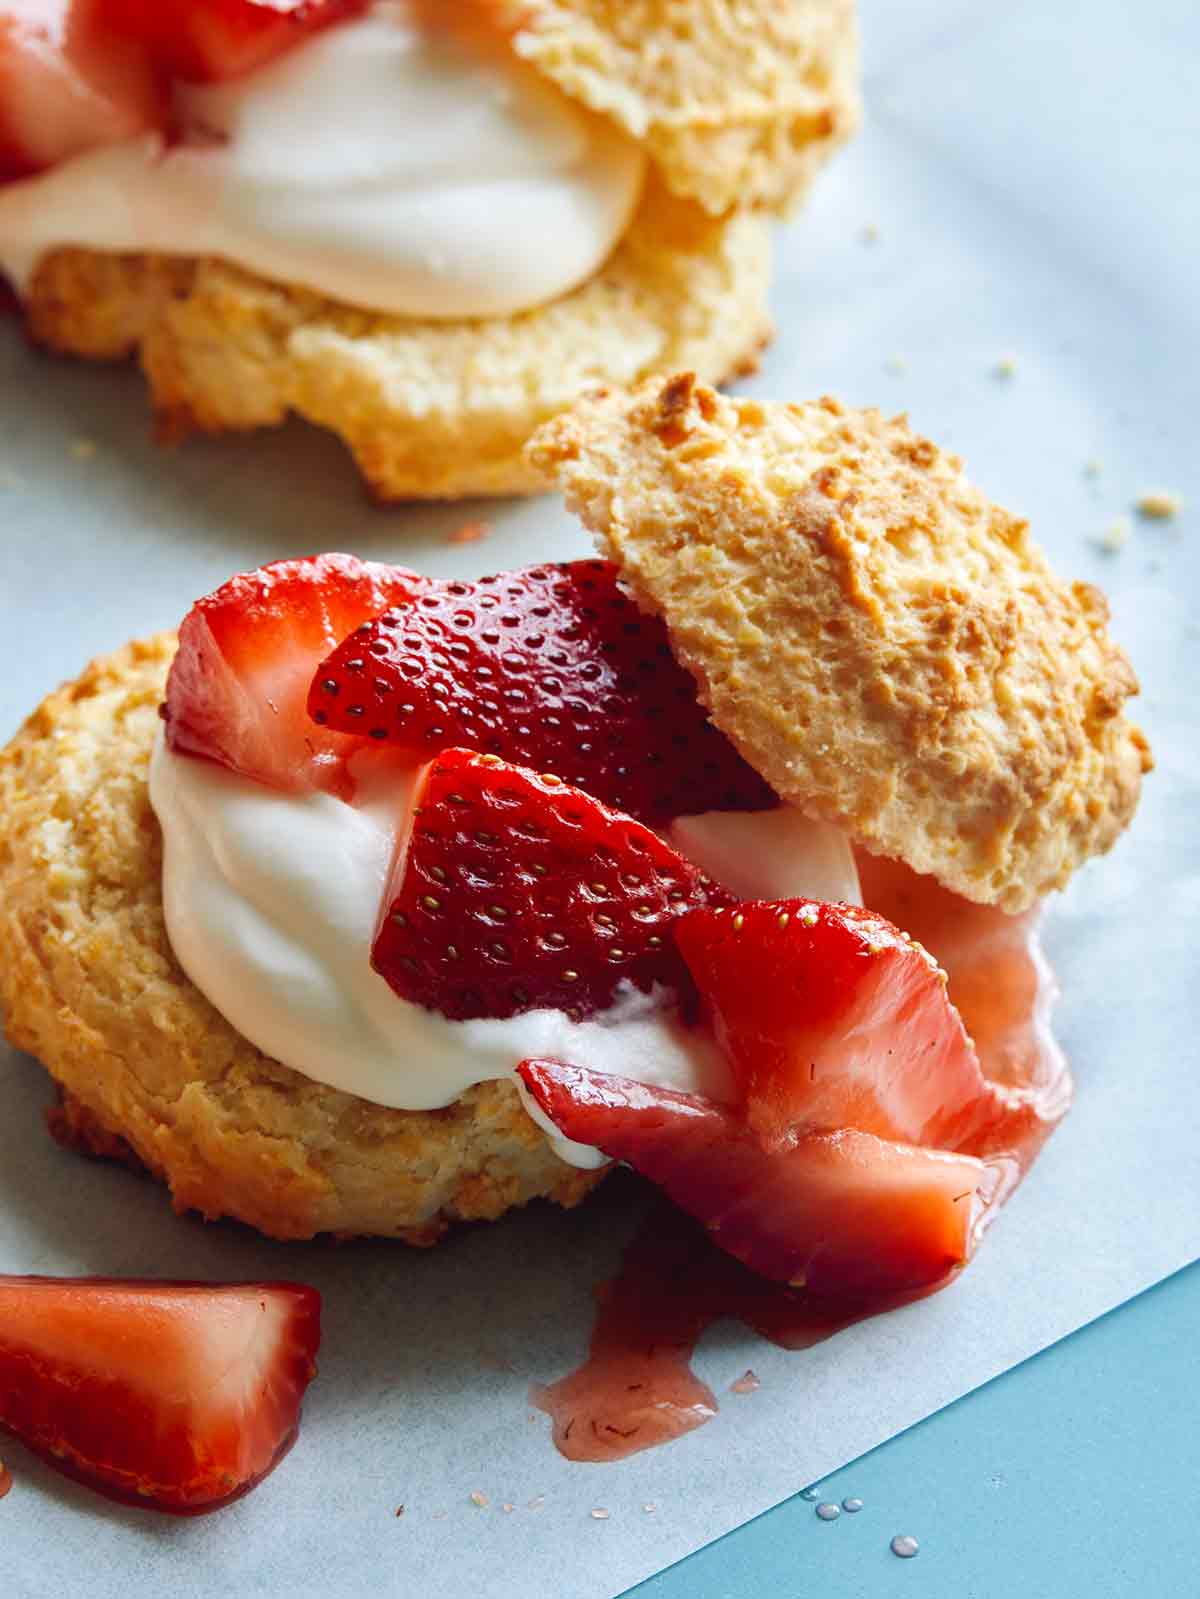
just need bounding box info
[470,1491,489,1508]
[590,1507,611,1521]
[395,1504,405,1518]
[69,437,97,460]
[731,1368,761,1394]
[1092,518,1130,554]
[501,1502,516,1514]
[642,1502,658,1514]
[1136,490,1183,520]
[993,356,1017,379]
[447,520,492,545]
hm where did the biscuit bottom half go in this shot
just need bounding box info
[21,181,772,501]
[0,637,605,1241]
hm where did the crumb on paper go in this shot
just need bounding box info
[861,223,880,244]
[1136,490,1183,520]
[590,1507,611,1521]
[394,1504,405,1518]
[730,1368,761,1394]
[527,1496,545,1511]
[447,520,492,545]
[884,355,907,376]
[469,1490,489,1509]
[501,1502,516,1514]
[642,1502,658,1515]
[993,356,1018,379]
[1083,458,1103,479]
[1092,518,1130,554]
[69,437,97,461]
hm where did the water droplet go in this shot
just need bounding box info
[731,1368,761,1394]
[591,1507,611,1521]
[527,1495,545,1511]
[816,1502,841,1521]
[642,1502,658,1514]
[842,1497,863,1513]
[891,1534,920,1559]
[800,1486,820,1501]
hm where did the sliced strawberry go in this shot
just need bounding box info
[0,1,164,182]
[0,1276,320,1514]
[99,0,367,84]
[308,560,777,826]
[518,1062,1000,1301]
[675,899,1037,1158]
[853,854,1072,1161]
[373,749,733,1022]
[163,553,424,796]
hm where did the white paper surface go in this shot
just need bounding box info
[1,2,1198,1595]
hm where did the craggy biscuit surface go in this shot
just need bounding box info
[0,639,602,1240]
[25,184,771,500]
[528,375,1151,911]
[509,0,860,214]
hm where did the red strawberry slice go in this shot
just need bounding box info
[518,1062,1001,1301]
[99,0,367,84]
[0,1276,320,1514]
[372,749,734,1022]
[163,553,424,797]
[676,899,1037,1158]
[308,560,777,825]
[0,2,164,182]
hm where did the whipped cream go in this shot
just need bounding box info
[149,737,862,1169]
[0,3,645,318]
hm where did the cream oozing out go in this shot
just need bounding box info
[148,736,862,1170]
[0,2,646,318]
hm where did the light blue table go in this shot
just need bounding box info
[632,1263,1199,1597]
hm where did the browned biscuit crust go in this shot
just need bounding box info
[0,638,603,1241]
[528,375,1151,911]
[23,181,772,501]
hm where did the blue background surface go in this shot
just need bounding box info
[631,1262,1199,1598]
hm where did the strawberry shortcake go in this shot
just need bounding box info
[0,377,1148,1332]
[0,0,858,498]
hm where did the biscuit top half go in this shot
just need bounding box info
[528,374,1152,913]
[480,0,859,215]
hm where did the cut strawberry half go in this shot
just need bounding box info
[308,560,777,826]
[518,1062,1001,1302]
[675,899,1038,1158]
[0,1,164,182]
[0,1276,320,1514]
[99,0,367,84]
[372,749,734,1022]
[162,553,425,796]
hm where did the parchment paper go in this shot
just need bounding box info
[1,2,1197,1595]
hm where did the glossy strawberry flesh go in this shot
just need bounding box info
[98,0,367,83]
[373,749,734,1022]
[518,1062,999,1301]
[308,560,777,826]
[163,553,424,797]
[0,1,163,181]
[855,853,1071,1150]
[675,898,1040,1159]
[0,1276,320,1514]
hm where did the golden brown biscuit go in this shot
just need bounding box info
[16,0,859,500]
[507,0,860,214]
[26,184,772,501]
[0,637,603,1241]
[528,374,1151,911]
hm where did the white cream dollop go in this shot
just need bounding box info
[148,738,862,1169]
[0,2,645,318]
